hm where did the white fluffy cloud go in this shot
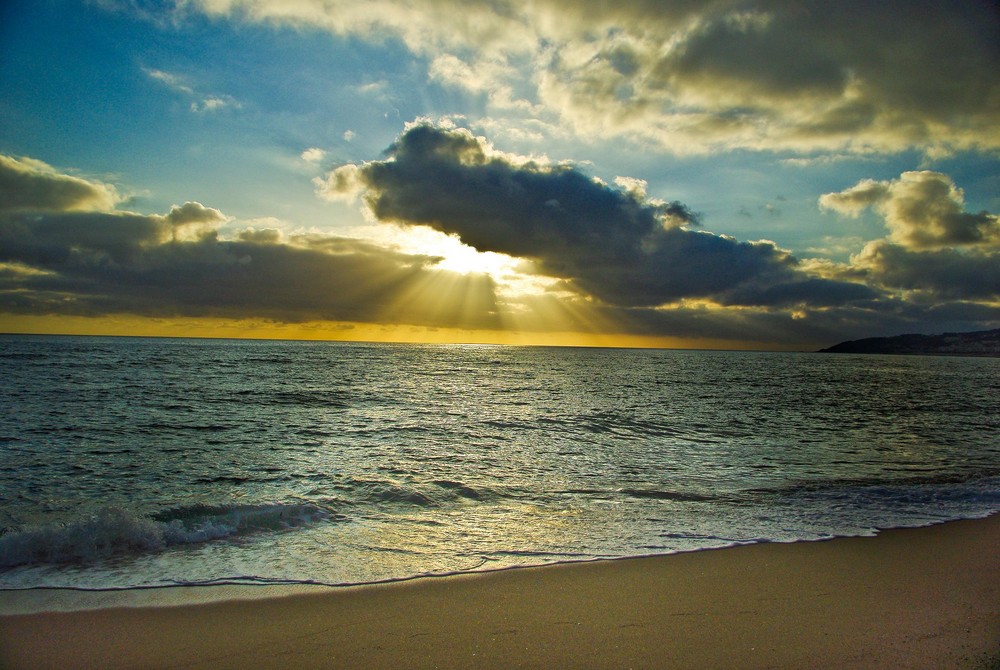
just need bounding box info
[821,171,1000,250]
[819,170,1000,303]
[315,163,365,203]
[301,147,327,163]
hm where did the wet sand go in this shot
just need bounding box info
[2,515,998,669]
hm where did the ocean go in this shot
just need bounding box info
[1,334,998,601]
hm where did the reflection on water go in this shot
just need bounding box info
[1,335,998,589]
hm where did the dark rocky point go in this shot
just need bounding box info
[819,328,1000,356]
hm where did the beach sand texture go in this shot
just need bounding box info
[2,515,998,669]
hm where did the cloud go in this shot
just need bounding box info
[0,152,499,329]
[185,0,534,58]
[191,96,233,113]
[164,201,228,226]
[144,66,239,113]
[535,1,1000,154]
[613,176,647,198]
[818,179,890,218]
[4,149,997,347]
[320,123,876,310]
[316,163,365,203]
[143,67,194,95]
[428,54,535,112]
[301,147,327,163]
[852,241,1000,301]
[821,171,1000,250]
[177,0,1000,155]
[0,154,121,213]
[237,227,283,245]
[161,201,231,242]
[819,170,1000,303]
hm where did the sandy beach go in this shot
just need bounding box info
[2,515,998,669]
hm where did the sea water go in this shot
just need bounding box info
[1,335,998,601]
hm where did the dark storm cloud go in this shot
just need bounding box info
[321,123,877,309]
[0,153,500,329]
[543,0,1000,152]
[662,1,1000,114]
[716,276,877,309]
[664,11,848,99]
[855,242,1000,301]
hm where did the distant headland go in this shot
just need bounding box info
[819,328,1000,356]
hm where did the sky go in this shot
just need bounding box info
[1,0,998,349]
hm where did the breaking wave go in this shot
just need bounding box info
[0,502,332,568]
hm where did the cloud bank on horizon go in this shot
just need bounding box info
[0,0,998,347]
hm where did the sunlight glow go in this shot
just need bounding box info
[347,223,529,286]
[0,313,774,349]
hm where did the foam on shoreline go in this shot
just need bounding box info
[0,513,983,616]
[4,514,998,669]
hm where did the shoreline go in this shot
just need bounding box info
[0,514,993,615]
[2,514,998,668]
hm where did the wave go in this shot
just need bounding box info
[137,422,235,432]
[620,488,718,502]
[431,479,493,501]
[736,472,1000,520]
[229,388,350,408]
[348,479,445,507]
[345,478,505,507]
[0,502,333,569]
[744,470,1000,498]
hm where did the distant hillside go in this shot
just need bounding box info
[819,328,1000,356]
